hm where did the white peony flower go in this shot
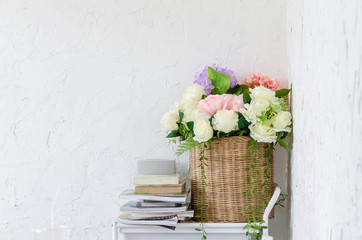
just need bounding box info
[240,104,259,124]
[180,98,199,113]
[212,110,239,133]
[249,123,277,143]
[252,98,270,112]
[180,84,206,113]
[241,86,281,125]
[193,119,214,142]
[182,84,206,101]
[160,111,179,130]
[273,111,292,132]
[251,85,277,104]
[183,109,208,123]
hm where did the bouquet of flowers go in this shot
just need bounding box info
[161,65,292,153]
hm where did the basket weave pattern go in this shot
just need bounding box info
[190,136,274,222]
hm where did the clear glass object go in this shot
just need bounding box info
[32,225,70,240]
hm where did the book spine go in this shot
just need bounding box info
[135,186,182,194]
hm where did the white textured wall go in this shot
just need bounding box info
[0,1,288,239]
[288,0,362,239]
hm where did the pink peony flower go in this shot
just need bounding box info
[197,94,244,116]
[242,72,282,91]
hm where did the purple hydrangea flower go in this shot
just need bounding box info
[193,64,238,95]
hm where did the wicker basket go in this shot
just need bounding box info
[190,136,274,223]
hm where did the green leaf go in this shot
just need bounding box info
[179,111,184,123]
[226,84,250,95]
[275,88,291,98]
[166,130,180,138]
[238,114,250,130]
[217,131,227,138]
[277,131,288,140]
[186,121,194,132]
[207,67,231,95]
[243,92,251,104]
[277,139,290,153]
[276,132,283,140]
[195,228,202,231]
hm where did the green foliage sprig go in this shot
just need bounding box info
[244,220,267,240]
[175,139,200,156]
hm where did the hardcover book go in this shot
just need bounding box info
[135,181,185,194]
[119,189,189,204]
[128,210,194,219]
[120,201,188,213]
[118,213,177,227]
[140,201,178,207]
[133,174,179,185]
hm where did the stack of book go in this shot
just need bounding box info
[118,159,193,230]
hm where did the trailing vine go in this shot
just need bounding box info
[275,193,287,208]
[194,142,209,239]
[175,140,209,240]
[243,139,273,240]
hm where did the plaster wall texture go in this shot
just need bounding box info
[287,0,362,239]
[0,0,288,239]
